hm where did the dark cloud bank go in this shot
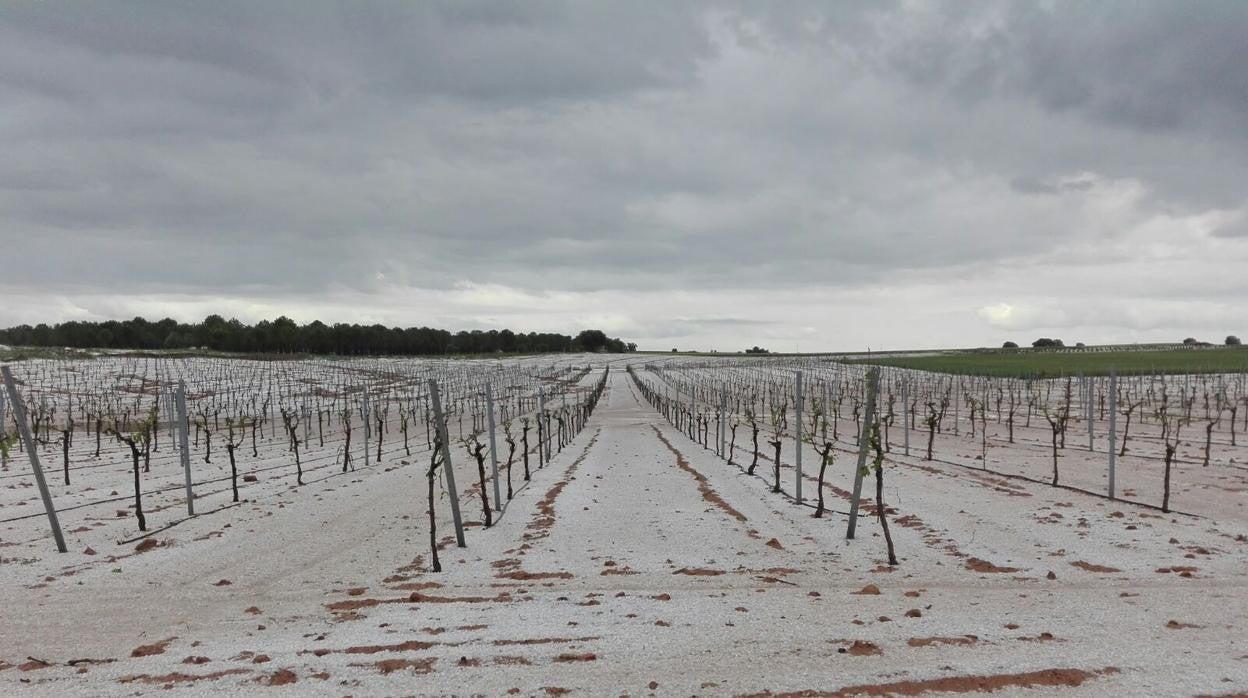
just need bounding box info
[1,1,1245,350]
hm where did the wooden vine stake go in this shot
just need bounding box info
[1,366,68,552]
[428,379,466,547]
[176,381,194,515]
[485,382,502,511]
[363,387,371,468]
[793,371,804,503]
[901,377,910,457]
[1107,371,1118,499]
[719,385,728,458]
[845,367,880,540]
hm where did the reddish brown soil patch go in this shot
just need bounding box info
[261,669,297,686]
[965,558,1020,573]
[1019,632,1058,642]
[395,555,426,573]
[390,581,445,591]
[907,635,978,647]
[651,426,748,523]
[133,538,164,554]
[1165,620,1203,629]
[602,567,640,575]
[457,656,482,667]
[64,657,116,668]
[182,656,210,664]
[852,584,881,595]
[327,589,512,613]
[18,658,52,671]
[325,597,404,612]
[1070,561,1121,573]
[409,591,513,604]
[492,559,522,577]
[845,641,882,656]
[500,570,574,580]
[544,689,572,697]
[131,637,176,657]
[738,667,1117,697]
[342,640,435,655]
[118,668,250,685]
[494,656,532,666]
[553,652,597,662]
[674,567,725,576]
[493,636,600,646]
[459,624,489,631]
[365,658,436,675]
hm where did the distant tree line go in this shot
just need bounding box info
[1184,336,1242,347]
[0,316,637,356]
[1004,336,1243,350]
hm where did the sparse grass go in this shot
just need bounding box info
[843,347,1248,377]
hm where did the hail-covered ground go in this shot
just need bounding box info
[1,355,1245,696]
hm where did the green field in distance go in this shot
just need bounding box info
[842,347,1248,378]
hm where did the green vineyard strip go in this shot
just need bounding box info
[843,347,1248,378]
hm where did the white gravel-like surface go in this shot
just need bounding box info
[2,369,1246,696]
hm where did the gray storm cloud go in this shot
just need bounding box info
[1,1,1245,349]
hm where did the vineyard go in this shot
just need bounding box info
[1,354,1245,695]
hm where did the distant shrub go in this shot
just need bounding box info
[1002,341,1019,349]
[745,346,770,354]
[1226,335,1242,346]
[1032,338,1064,348]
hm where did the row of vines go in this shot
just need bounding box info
[1,356,609,571]
[627,358,1248,565]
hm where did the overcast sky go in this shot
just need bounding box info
[2,1,1246,351]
